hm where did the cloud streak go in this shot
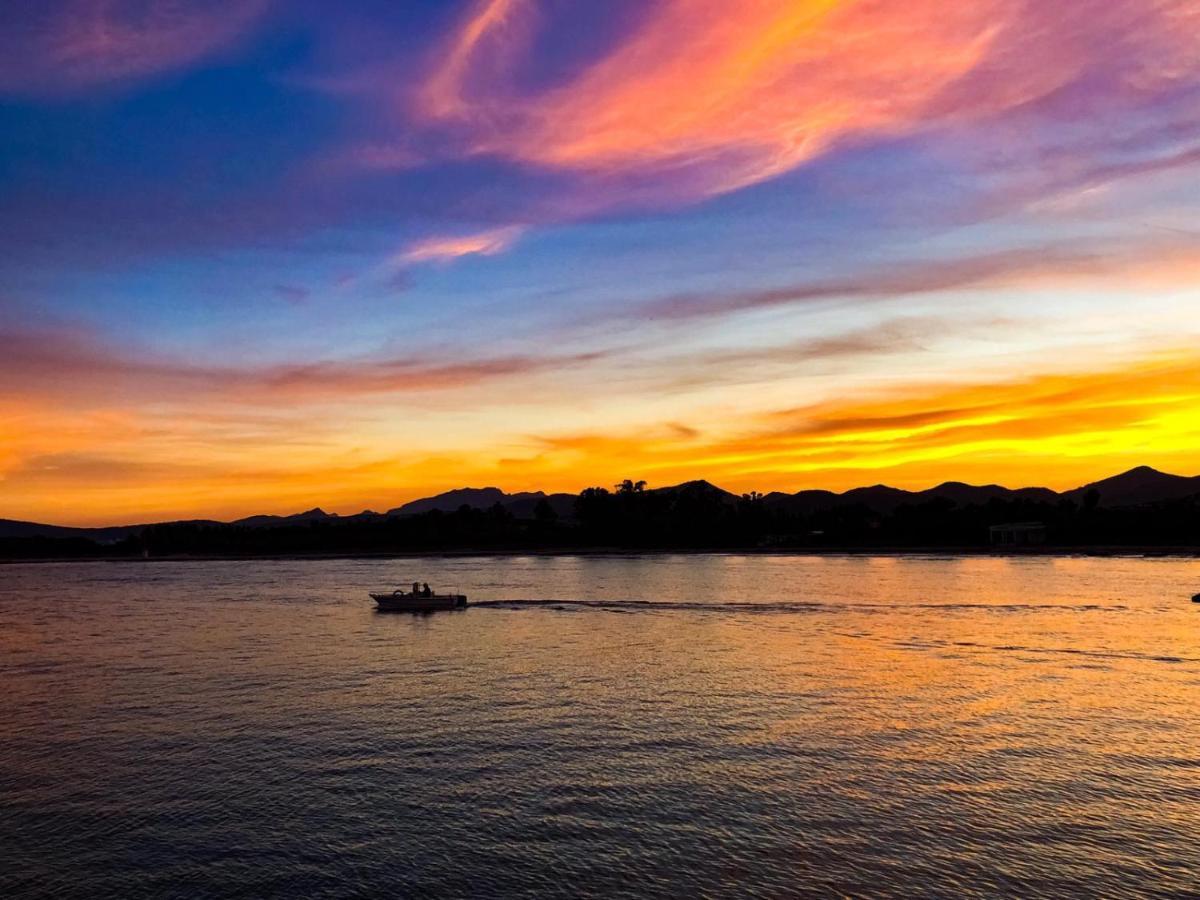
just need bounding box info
[0,326,604,405]
[0,0,268,96]
[420,0,999,200]
[5,335,1198,523]
[395,225,524,265]
[414,0,1200,207]
[520,349,1200,495]
[637,237,1200,324]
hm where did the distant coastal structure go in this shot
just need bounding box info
[989,522,1047,546]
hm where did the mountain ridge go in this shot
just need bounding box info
[2,465,1197,541]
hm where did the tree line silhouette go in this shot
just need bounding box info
[2,478,1197,558]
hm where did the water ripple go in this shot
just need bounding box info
[3,555,1199,898]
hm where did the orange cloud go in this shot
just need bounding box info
[689,351,1200,491]
[419,0,1200,204]
[501,349,1200,496]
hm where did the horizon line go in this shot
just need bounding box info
[4,463,1194,532]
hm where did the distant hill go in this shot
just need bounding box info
[648,479,739,505]
[762,489,841,516]
[500,492,577,520]
[919,481,1058,507]
[1063,466,1200,508]
[0,518,217,543]
[838,485,915,515]
[0,519,95,540]
[388,487,509,516]
[234,507,343,528]
[762,480,1057,516]
[3,466,1196,542]
[755,469,1200,516]
[387,488,575,519]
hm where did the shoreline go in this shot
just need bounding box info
[2,545,1197,564]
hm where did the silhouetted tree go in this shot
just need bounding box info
[533,498,558,523]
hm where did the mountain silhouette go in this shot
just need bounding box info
[2,465,1197,542]
[762,481,1057,516]
[233,507,342,528]
[1062,465,1200,508]
[387,487,575,519]
[762,489,841,516]
[0,518,116,541]
[648,479,739,505]
[388,487,509,516]
[500,492,577,519]
[0,518,218,542]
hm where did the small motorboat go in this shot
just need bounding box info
[371,587,467,612]
[1193,593,1200,603]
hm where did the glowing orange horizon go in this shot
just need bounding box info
[4,348,1197,527]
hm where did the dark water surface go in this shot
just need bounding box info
[3,555,1199,898]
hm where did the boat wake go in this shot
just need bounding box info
[469,598,1129,614]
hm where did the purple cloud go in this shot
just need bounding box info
[0,0,268,97]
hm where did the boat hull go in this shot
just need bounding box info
[371,593,467,612]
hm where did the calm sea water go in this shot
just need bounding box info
[2,554,1199,898]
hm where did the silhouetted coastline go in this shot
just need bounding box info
[2,466,1196,560]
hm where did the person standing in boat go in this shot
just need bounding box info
[412,581,420,596]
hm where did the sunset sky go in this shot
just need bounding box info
[2,0,1199,525]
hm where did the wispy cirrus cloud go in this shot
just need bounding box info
[394,225,525,265]
[0,0,268,96]
[418,0,998,199]
[636,237,1200,324]
[0,325,603,405]
[411,0,1200,209]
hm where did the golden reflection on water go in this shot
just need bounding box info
[2,554,1200,896]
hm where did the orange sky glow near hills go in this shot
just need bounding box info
[4,347,1198,526]
[2,0,1199,525]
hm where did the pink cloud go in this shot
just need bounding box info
[0,0,268,95]
[638,236,1200,323]
[408,0,1200,209]
[395,225,525,265]
[0,325,606,405]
